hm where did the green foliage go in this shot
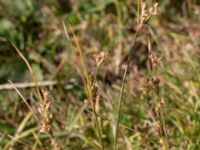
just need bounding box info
[0,0,200,149]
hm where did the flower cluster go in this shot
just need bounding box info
[138,0,159,30]
[38,90,62,150]
[148,53,161,73]
[38,90,53,133]
[93,51,108,67]
[140,76,160,95]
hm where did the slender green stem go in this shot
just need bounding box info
[92,102,104,150]
[88,86,104,150]
[114,31,139,150]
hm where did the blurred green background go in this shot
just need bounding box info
[0,0,200,149]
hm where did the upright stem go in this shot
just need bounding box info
[156,93,169,150]
[91,101,104,150]
[114,31,139,150]
[88,86,104,150]
[147,24,169,149]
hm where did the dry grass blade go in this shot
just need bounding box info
[8,80,38,121]
[62,21,87,86]
[6,135,32,148]
[64,21,89,83]
[11,43,33,74]
[11,42,42,102]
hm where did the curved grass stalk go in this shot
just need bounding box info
[11,42,43,102]
[63,21,104,150]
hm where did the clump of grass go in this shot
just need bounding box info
[139,4,169,150]
[12,44,61,150]
[63,21,107,150]
[147,33,169,149]
[114,1,159,149]
[140,53,169,149]
[1,1,200,149]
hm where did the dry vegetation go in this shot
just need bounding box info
[0,0,200,149]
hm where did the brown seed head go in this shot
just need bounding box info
[93,51,108,67]
[138,1,159,30]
